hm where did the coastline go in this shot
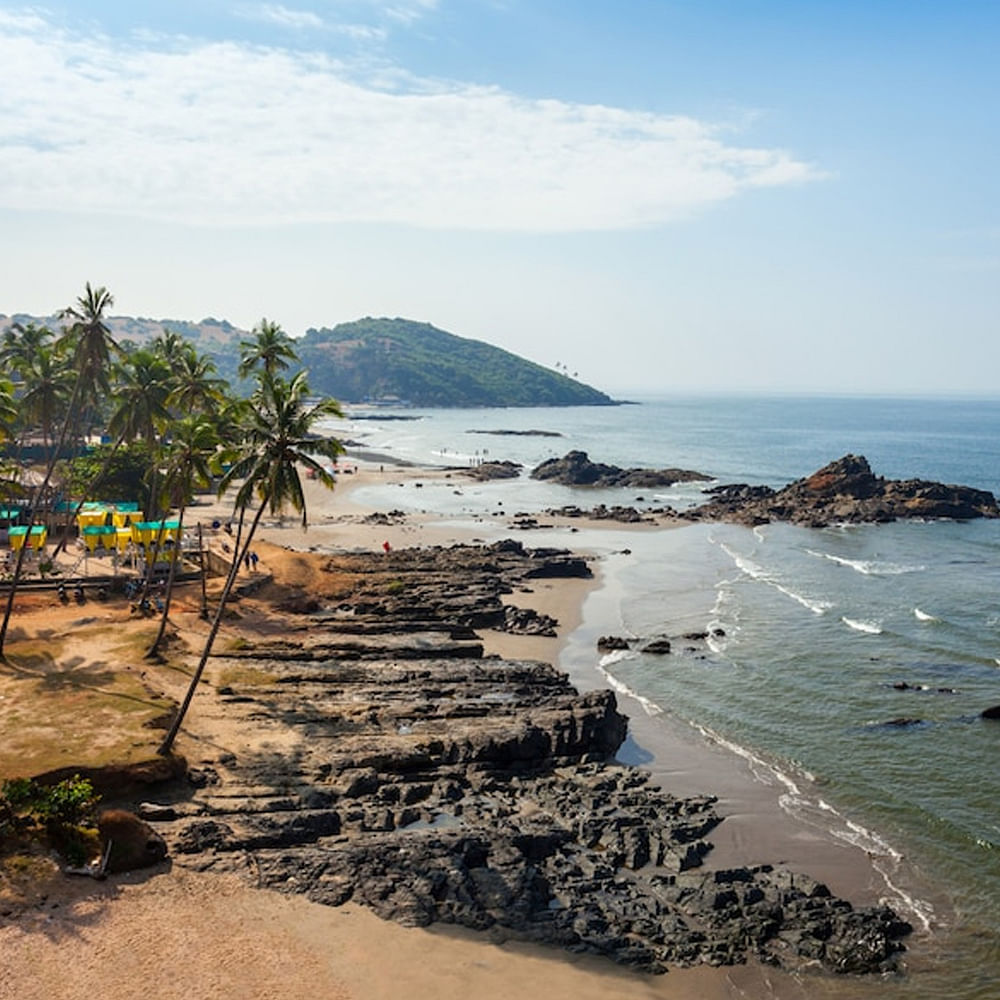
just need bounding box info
[1,457,924,1000]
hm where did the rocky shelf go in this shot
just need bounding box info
[685,454,999,527]
[142,541,910,977]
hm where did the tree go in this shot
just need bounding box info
[50,347,172,558]
[238,319,298,380]
[158,369,343,755]
[146,416,221,659]
[166,345,227,416]
[57,283,120,448]
[15,346,74,453]
[0,283,118,659]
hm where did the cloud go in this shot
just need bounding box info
[235,4,326,30]
[0,10,820,233]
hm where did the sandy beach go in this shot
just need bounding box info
[0,458,908,1000]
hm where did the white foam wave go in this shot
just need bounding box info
[690,721,804,797]
[807,550,925,576]
[594,663,664,717]
[811,808,934,933]
[719,542,830,615]
[721,542,768,582]
[774,583,832,615]
[685,720,934,932]
[875,864,935,934]
[597,648,635,668]
[752,524,767,543]
[914,607,940,622]
[841,616,883,635]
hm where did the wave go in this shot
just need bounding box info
[807,550,926,576]
[594,663,664,718]
[914,607,940,623]
[719,542,831,616]
[841,616,884,635]
[598,648,635,668]
[773,583,832,616]
[688,720,934,932]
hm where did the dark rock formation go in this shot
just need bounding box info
[532,451,709,489]
[597,636,631,652]
[687,455,998,527]
[142,541,909,978]
[545,504,659,523]
[462,461,523,482]
[642,639,672,655]
[467,429,563,438]
[981,705,1000,720]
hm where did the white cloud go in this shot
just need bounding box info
[236,4,326,30]
[0,10,820,233]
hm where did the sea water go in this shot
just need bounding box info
[325,395,1000,998]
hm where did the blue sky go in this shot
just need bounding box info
[1,1,997,394]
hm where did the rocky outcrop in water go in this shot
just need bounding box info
[461,460,523,481]
[531,451,710,489]
[686,454,999,527]
[139,541,909,977]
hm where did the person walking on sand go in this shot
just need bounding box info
[382,540,391,554]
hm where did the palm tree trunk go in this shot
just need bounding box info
[0,377,85,658]
[158,502,265,756]
[198,522,209,620]
[146,504,187,659]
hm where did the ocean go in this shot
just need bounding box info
[325,395,1000,999]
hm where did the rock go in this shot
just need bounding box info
[532,451,710,489]
[642,639,672,655]
[687,454,999,526]
[597,636,630,651]
[981,705,1000,720]
[97,809,168,872]
[152,539,910,979]
[462,461,523,481]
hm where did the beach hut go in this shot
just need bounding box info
[8,525,47,550]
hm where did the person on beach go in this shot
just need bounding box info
[382,540,391,554]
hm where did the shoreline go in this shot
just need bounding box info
[1,456,925,999]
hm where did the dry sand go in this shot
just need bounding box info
[0,459,888,1000]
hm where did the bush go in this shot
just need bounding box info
[0,775,100,864]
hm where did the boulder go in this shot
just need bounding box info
[531,451,709,489]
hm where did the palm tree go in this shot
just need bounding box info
[0,283,118,659]
[238,319,298,380]
[167,345,227,416]
[0,377,17,443]
[146,416,221,659]
[17,346,74,455]
[158,369,343,755]
[1,322,57,379]
[50,347,173,559]
[58,282,120,450]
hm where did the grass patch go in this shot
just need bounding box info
[217,665,279,688]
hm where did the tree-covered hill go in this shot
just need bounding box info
[297,318,615,407]
[0,313,616,407]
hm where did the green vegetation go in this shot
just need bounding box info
[2,311,617,408]
[0,294,346,721]
[63,441,154,504]
[297,317,615,407]
[1,775,99,865]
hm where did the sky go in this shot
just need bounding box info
[1,1,998,395]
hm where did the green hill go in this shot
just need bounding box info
[0,312,615,407]
[297,318,615,407]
